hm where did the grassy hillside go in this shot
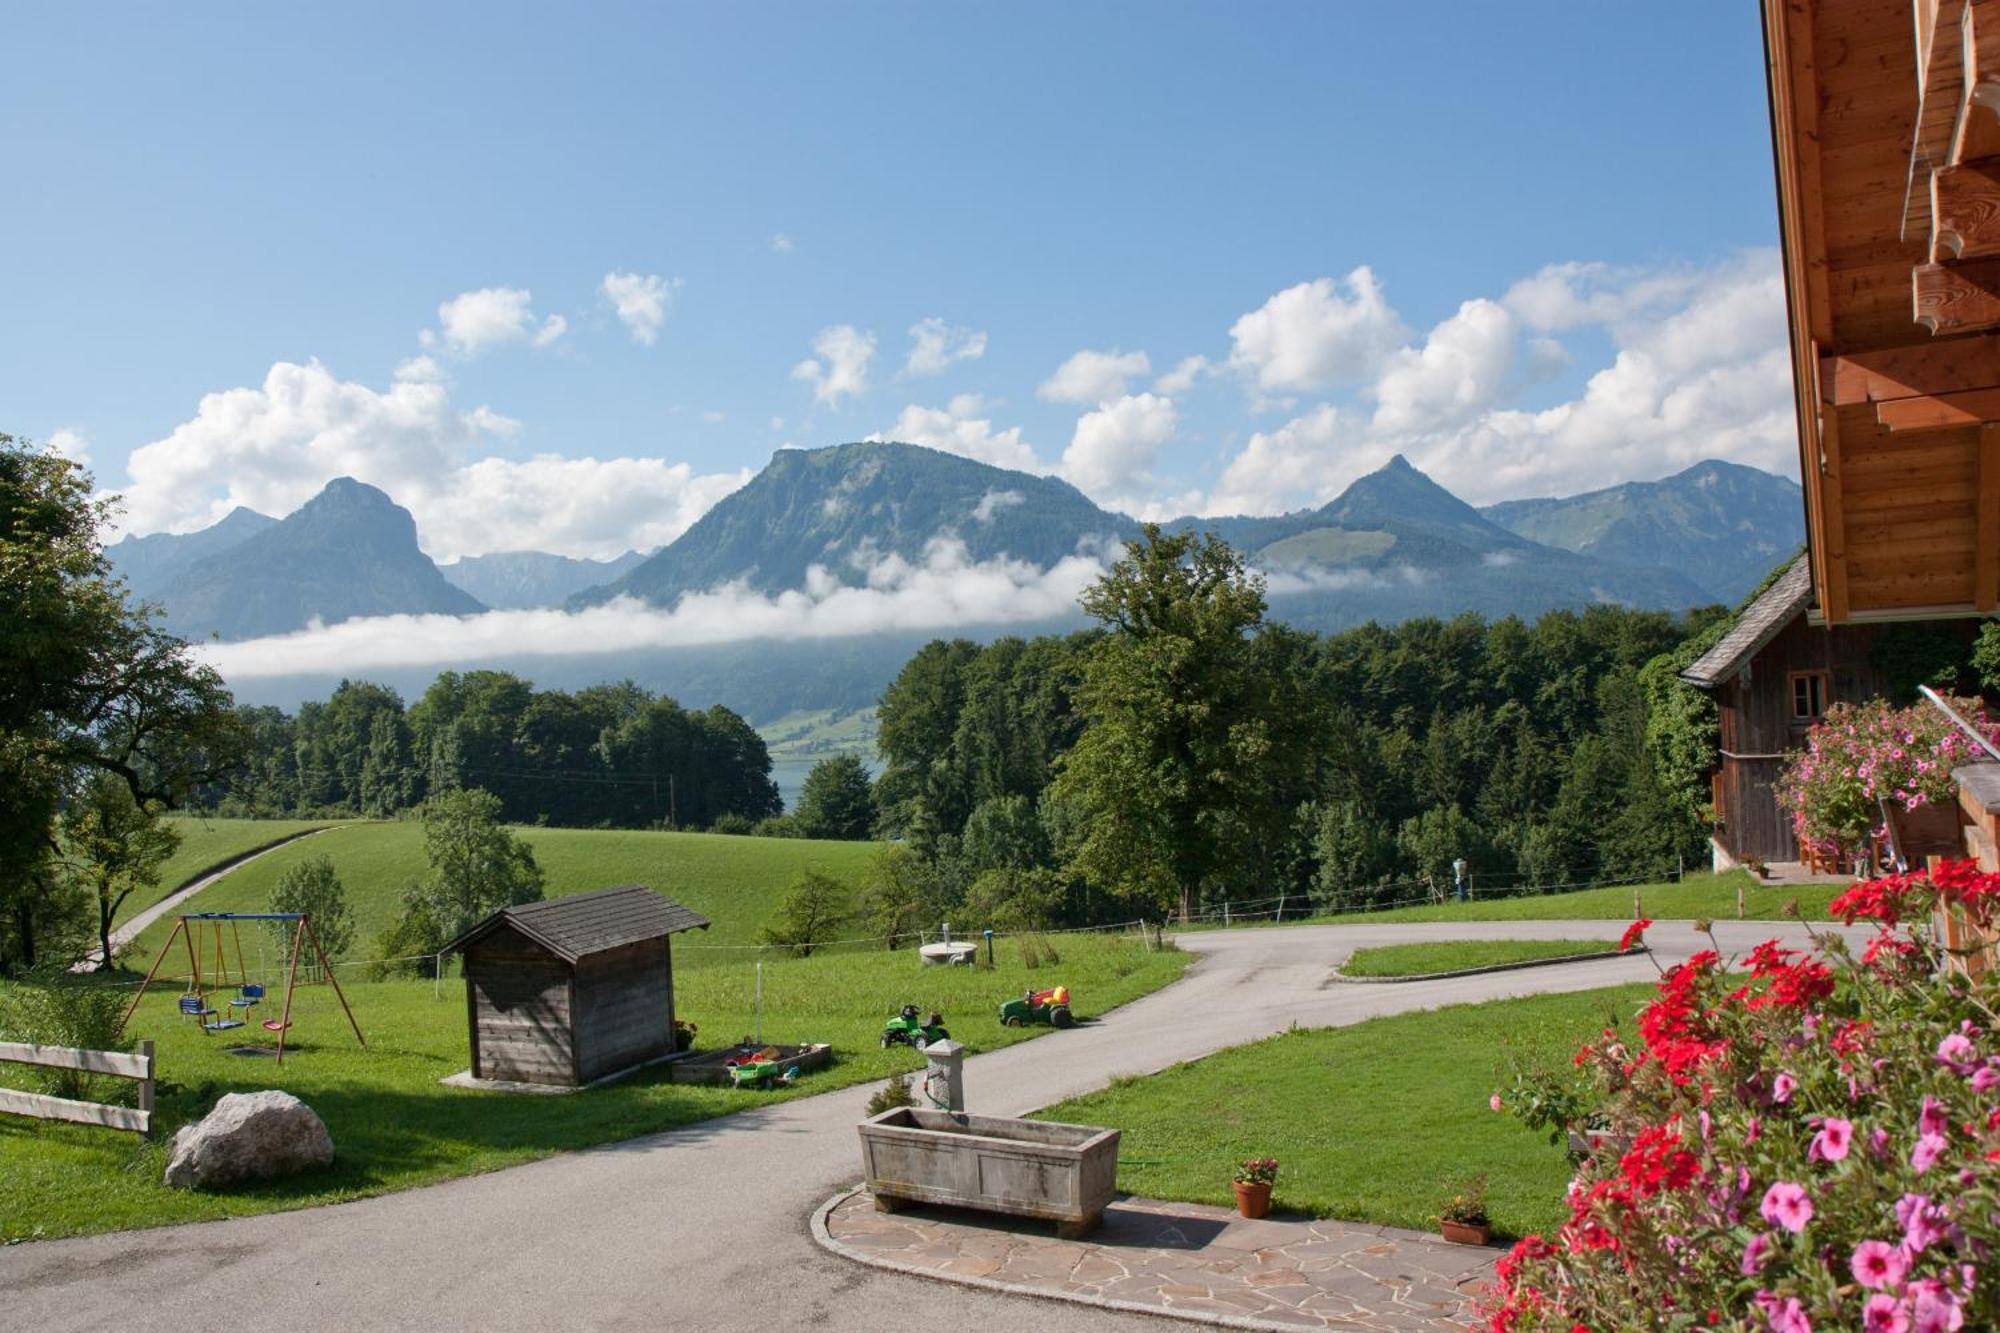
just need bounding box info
[127,817,334,923]
[121,823,882,974]
[758,706,879,761]
[2,932,1187,1239]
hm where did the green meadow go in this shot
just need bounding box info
[1,930,1187,1240]
[124,816,336,923]
[1039,983,1655,1239]
[121,822,884,975]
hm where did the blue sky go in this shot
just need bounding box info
[3,3,1790,563]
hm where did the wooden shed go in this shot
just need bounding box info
[444,885,709,1087]
[1681,554,1978,868]
[1681,557,1889,867]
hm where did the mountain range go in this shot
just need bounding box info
[107,444,1804,714]
[441,548,648,610]
[111,477,483,641]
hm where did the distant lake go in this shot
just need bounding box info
[771,755,883,812]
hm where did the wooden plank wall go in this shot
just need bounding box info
[466,925,576,1085]
[571,938,673,1084]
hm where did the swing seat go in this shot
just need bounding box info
[204,1018,245,1033]
[179,996,216,1022]
[262,1019,291,1033]
[230,984,264,1009]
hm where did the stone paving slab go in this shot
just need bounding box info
[813,1187,1497,1332]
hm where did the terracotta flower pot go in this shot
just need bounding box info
[1232,1180,1272,1219]
[1441,1219,1491,1246]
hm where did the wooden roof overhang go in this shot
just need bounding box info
[1764,0,2000,624]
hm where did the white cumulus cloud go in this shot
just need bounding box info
[46,427,91,466]
[792,325,876,407]
[1205,404,1360,515]
[1371,298,1519,433]
[1038,349,1151,405]
[1154,355,1212,394]
[1199,249,1794,514]
[110,360,749,561]
[904,318,988,376]
[868,394,1046,473]
[1060,393,1178,508]
[1227,268,1406,394]
[601,271,678,346]
[433,287,565,356]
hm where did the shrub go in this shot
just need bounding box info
[865,1072,915,1117]
[1484,862,2000,1330]
[0,967,132,1099]
[709,812,755,836]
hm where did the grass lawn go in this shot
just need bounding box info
[121,822,883,974]
[0,931,1187,1241]
[1244,871,1843,928]
[1037,984,1653,1240]
[1338,938,1621,978]
[124,817,335,924]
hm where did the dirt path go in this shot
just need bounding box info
[81,825,345,970]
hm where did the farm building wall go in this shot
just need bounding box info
[465,923,576,1085]
[572,937,674,1083]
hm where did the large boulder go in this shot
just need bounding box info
[163,1090,334,1190]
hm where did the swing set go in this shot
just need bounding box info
[117,913,366,1064]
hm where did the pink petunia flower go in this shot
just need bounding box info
[1810,1117,1854,1163]
[1864,1294,1911,1333]
[1851,1239,1910,1290]
[1761,1181,1814,1233]
[1911,1134,1948,1174]
[1869,1127,1893,1159]
[1741,1231,1774,1276]
[1774,1072,1798,1104]
[1937,1032,1979,1076]
[1973,1065,2000,1094]
[1908,1279,1964,1333]
[1899,1193,1950,1252]
[1755,1291,1813,1333]
[1920,1096,1949,1138]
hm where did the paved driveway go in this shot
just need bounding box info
[2,918,1848,1332]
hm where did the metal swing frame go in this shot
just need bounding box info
[117,913,366,1064]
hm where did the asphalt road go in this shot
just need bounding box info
[3,918,1854,1332]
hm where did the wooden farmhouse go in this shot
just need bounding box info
[445,885,710,1088]
[1762,0,2000,623]
[1755,1,2000,889]
[1682,556,1894,866]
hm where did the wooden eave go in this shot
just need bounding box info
[1763,0,2000,624]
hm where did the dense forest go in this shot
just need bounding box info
[207,672,782,829]
[871,577,1734,920]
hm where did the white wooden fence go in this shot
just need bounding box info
[0,1039,154,1135]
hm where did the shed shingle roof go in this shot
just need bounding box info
[444,885,709,962]
[1679,555,1813,690]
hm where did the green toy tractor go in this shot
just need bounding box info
[881,1004,950,1050]
[999,985,1074,1029]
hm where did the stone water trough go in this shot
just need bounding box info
[857,1107,1120,1238]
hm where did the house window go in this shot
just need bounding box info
[1789,671,1829,722]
